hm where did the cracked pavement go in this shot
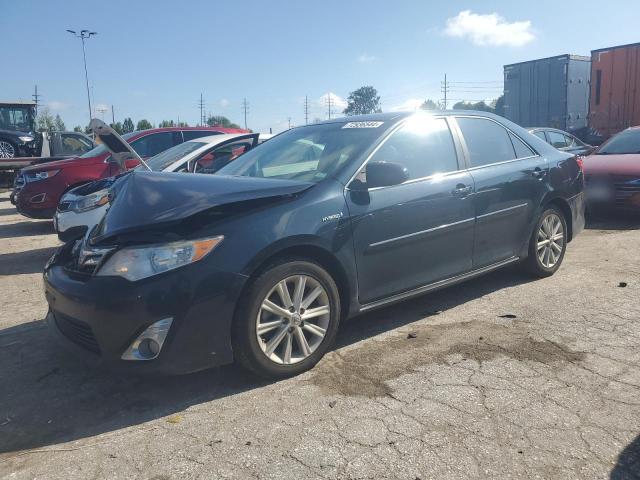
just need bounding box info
[0,191,639,479]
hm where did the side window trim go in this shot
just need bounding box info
[346,116,463,190]
[450,115,540,171]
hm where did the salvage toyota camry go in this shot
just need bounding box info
[44,111,585,378]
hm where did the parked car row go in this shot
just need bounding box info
[11,125,248,218]
[54,122,270,241]
[40,111,586,378]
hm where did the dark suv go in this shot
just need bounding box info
[44,112,585,378]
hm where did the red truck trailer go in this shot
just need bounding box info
[589,42,640,138]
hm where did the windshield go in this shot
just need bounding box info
[79,131,137,158]
[137,141,206,172]
[216,122,383,183]
[0,105,35,132]
[597,129,640,155]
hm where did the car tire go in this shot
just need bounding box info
[0,139,17,158]
[525,206,568,277]
[232,259,341,379]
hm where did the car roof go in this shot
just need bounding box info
[126,126,248,140]
[184,133,257,144]
[310,110,513,127]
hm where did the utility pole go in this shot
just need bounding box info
[325,93,333,120]
[241,98,249,129]
[66,29,97,123]
[304,95,309,125]
[111,105,115,124]
[441,73,450,110]
[198,93,205,126]
[32,85,41,116]
[287,117,292,129]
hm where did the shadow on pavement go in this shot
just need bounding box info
[0,265,531,456]
[0,246,58,275]
[0,207,17,217]
[611,434,640,480]
[0,221,53,239]
[586,212,640,231]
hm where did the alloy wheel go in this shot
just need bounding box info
[0,141,16,158]
[537,213,565,268]
[256,274,330,365]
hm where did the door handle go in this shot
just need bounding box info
[532,167,545,179]
[451,184,473,197]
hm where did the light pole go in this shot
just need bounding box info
[66,29,97,124]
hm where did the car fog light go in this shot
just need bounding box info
[121,317,173,361]
[30,193,46,203]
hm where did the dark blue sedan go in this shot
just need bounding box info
[44,111,585,378]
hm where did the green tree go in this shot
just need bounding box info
[122,117,135,133]
[343,86,381,115]
[158,120,175,128]
[420,99,440,110]
[36,107,55,132]
[136,119,153,130]
[73,125,83,133]
[206,115,241,129]
[54,114,66,132]
[110,122,124,134]
[452,100,494,112]
[492,95,505,117]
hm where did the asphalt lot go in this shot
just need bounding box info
[0,190,639,479]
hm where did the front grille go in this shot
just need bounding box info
[54,312,101,354]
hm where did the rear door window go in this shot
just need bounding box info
[456,117,516,167]
[131,132,174,157]
[547,131,569,149]
[532,130,547,142]
[182,130,222,141]
[368,117,458,181]
[509,132,535,158]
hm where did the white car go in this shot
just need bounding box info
[54,121,268,241]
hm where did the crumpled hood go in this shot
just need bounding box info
[96,171,313,239]
[583,153,640,176]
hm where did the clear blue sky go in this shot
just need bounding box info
[2,0,639,133]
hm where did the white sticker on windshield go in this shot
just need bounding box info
[342,121,384,129]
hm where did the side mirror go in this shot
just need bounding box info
[365,161,409,188]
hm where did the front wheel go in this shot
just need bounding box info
[0,140,17,158]
[232,260,341,379]
[525,206,568,277]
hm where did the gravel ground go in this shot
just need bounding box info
[1,190,639,480]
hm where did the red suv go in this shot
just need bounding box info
[13,126,246,218]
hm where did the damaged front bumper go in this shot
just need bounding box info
[43,242,248,375]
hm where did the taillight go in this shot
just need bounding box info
[575,155,584,171]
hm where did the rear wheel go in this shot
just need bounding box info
[0,140,17,158]
[232,260,340,379]
[525,206,567,277]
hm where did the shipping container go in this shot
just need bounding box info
[589,42,640,137]
[503,54,591,131]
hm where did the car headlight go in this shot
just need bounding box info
[25,169,59,182]
[18,135,35,142]
[97,236,224,281]
[70,189,110,213]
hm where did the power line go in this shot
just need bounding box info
[198,93,205,126]
[241,98,249,129]
[32,85,41,116]
[441,74,450,110]
[325,93,334,119]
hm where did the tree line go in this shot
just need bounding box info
[342,86,505,117]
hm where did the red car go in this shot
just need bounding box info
[13,126,246,218]
[583,126,640,212]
